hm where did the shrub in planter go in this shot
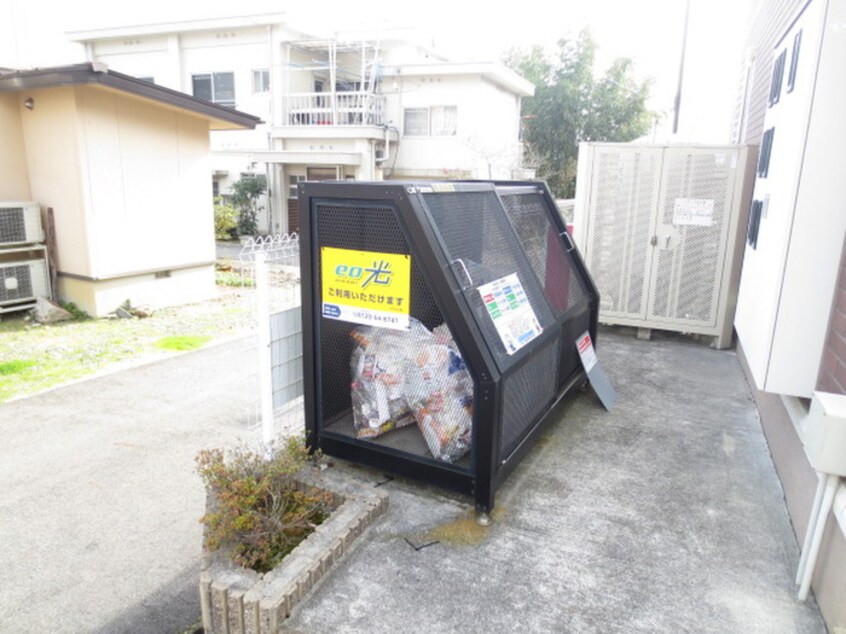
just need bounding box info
[196,437,333,573]
[198,447,388,633]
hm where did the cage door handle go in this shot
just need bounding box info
[451,258,474,290]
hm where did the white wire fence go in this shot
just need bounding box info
[236,234,304,445]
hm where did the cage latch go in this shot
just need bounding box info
[450,258,474,290]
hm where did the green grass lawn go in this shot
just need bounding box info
[0,291,249,403]
[156,335,212,351]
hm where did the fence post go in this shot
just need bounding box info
[255,251,274,448]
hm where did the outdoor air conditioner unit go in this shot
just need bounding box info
[0,202,44,246]
[0,259,50,307]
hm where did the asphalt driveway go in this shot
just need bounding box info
[0,338,256,633]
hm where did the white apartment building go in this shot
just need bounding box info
[68,14,533,235]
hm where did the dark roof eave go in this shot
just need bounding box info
[0,63,262,129]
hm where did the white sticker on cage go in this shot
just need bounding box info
[477,273,542,355]
[576,332,598,372]
[672,198,714,226]
[575,331,616,411]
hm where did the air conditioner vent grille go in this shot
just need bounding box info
[0,202,43,246]
[0,260,49,305]
[0,208,27,245]
[0,265,34,302]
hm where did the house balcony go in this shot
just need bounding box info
[282,91,386,127]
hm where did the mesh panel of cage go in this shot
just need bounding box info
[299,180,599,511]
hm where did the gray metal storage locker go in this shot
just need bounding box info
[573,143,756,348]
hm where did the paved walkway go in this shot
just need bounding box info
[287,330,827,633]
[0,339,256,633]
[215,240,244,261]
[0,330,829,633]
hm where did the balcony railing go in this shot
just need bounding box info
[282,91,385,126]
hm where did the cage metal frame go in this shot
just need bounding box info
[300,180,599,511]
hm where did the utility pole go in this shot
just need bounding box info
[673,0,691,134]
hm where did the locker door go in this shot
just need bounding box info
[645,148,738,328]
[584,147,662,321]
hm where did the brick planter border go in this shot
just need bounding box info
[199,470,388,634]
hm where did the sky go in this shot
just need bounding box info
[0,0,755,142]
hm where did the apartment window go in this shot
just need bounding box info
[787,30,802,93]
[336,80,361,92]
[403,108,429,136]
[307,167,339,181]
[431,106,458,136]
[192,72,235,107]
[403,106,458,137]
[252,69,270,93]
[747,199,763,249]
[768,49,787,107]
[758,127,775,178]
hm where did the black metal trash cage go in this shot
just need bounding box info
[299,180,600,512]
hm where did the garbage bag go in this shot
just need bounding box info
[348,319,431,439]
[404,332,473,462]
[349,319,474,463]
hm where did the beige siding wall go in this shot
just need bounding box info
[18,87,92,276]
[0,94,32,200]
[737,0,806,145]
[817,243,846,393]
[3,83,221,315]
[76,86,214,279]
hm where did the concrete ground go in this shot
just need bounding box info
[216,240,244,261]
[0,329,828,633]
[286,330,827,634]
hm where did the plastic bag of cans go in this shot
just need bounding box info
[349,319,473,462]
[348,324,422,439]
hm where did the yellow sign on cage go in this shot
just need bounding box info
[320,246,411,330]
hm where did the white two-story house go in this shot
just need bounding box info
[68,13,533,235]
